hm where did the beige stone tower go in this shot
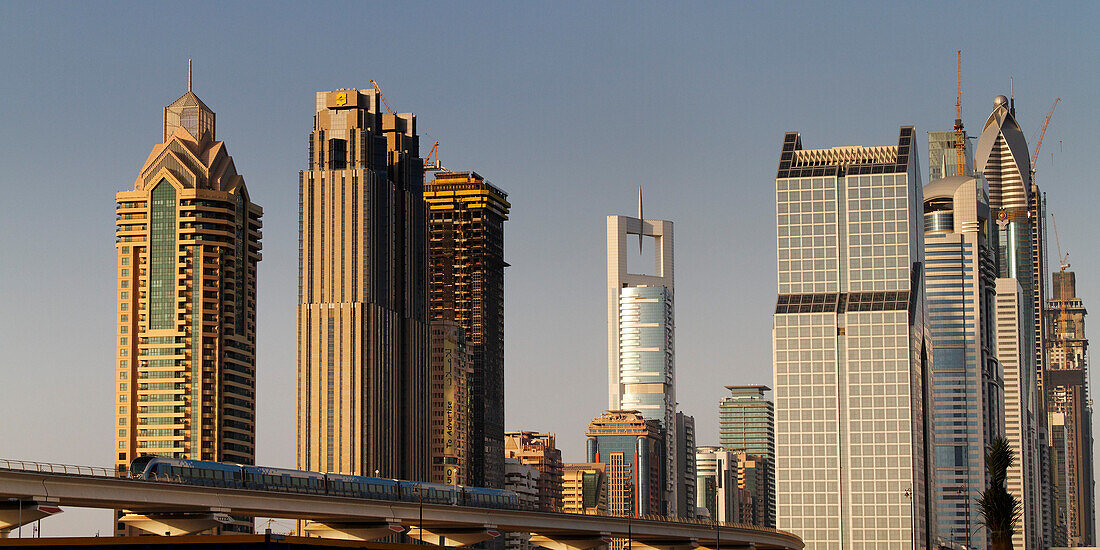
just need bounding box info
[297,88,429,481]
[114,80,262,533]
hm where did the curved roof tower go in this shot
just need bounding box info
[975,95,1031,210]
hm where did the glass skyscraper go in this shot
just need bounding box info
[772,127,934,550]
[923,174,1003,549]
[975,95,1044,550]
[607,214,680,515]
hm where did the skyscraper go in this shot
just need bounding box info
[718,385,775,527]
[975,95,1045,550]
[115,79,262,533]
[586,410,664,517]
[425,170,510,488]
[923,174,1004,548]
[1045,271,1095,546]
[607,211,677,514]
[772,127,935,550]
[297,88,429,481]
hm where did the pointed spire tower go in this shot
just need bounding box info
[114,61,263,535]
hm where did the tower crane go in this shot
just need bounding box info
[1031,98,1060,178]
[369,79,395,115]
[954,51,967,176]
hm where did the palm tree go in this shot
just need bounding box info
[977,437,1021,550]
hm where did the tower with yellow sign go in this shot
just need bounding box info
[297,88,430,481]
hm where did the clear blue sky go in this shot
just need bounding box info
[1,0,1098,536]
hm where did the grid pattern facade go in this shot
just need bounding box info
[425,171,509,489]
[297,89,429,482]
[115,89,262,535]
[773,128,934,550]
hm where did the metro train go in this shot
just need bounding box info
[129,456,521,510]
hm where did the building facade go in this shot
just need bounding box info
[1045,271,1095,545]
[430,320,471,485]
[731,451,773,527]
[586,410,664,517]
[923,175,1004,549]
[562,463,608,515]
[297,88,429,481]
[504,458,540,550]
[425,170,510,489]
[675,412,697,518]
[695,446,737,522]
[115,85,262,534]
[976,95,1045,550]
[772,128,935,550]
[504,431,564,511]
[607,214,677,514]
[718,385,775,527]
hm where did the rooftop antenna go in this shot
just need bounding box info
[637,186,644,254]
[188,59,192,91]
[1009,76,1015,116]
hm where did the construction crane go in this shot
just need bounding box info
[369,79,395,115]
[1030,97,1060,178]
[421,131,447,173]
[954,50,967,176]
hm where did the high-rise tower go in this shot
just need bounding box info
[975,95,1045,550]
[424,170,510,488]
[1045,271,1095,546]
[772,128,935,550]
[923,175,1004,549]
[607,210,677,514]
[115,79,262,533]
[297,88,429,481]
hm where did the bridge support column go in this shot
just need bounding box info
[118,512,233,536]
[407,525,501,547]
[303,520,405,541]
[529,532,612,550]
[0,501,62,538]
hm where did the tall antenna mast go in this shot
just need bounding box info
[188,59,192,91]
[637,186,644,253]
[954,51,966,176]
